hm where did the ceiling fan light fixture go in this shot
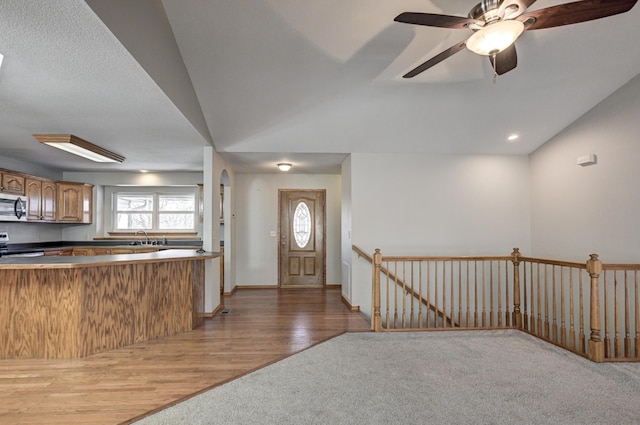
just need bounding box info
[277,162,292,172]
[466,20,524,56]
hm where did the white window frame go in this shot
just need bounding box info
[107,186,198,234]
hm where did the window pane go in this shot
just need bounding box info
[111,189,197,233]
[293,202,311,248]
[159,213,194,230]
[117,195,153,212]
[159,194,195,212]
[116,213,152,229]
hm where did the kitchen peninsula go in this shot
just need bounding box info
[0,249,219,359]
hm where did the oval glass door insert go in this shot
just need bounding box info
[293,201,311,248]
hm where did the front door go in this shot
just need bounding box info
[278,190,325,287]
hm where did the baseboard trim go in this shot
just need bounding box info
[223,286,238,296]
[205,304,225,318]
[235,285,279,290]
[234,284,342,290]
[341,294,360,312]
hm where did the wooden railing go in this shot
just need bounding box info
[517,255,592,359]
[369,248,640,362]
[601,263,640,360]
[353,245,455,327]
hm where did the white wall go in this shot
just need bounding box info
[348,153,531,318]
[235,173,341,286]
[0,156,62,181]
[341,156,353,303]
[220,170,235,293]
[530,74,640,263]
[0,221,63,244]
[202,148,235,312]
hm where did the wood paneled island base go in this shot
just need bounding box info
[0,250,216,359]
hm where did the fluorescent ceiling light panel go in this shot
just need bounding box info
[33,134,125,163]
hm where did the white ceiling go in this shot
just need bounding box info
[0,0,639,174]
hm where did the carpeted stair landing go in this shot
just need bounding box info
[134,330,640,424]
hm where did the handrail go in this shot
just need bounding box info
[519,256,586,269]
[352,245,457,327]
[602,263,640,270]
[352,244,373,263]
[382,255,511,262]
[363,247,640,363]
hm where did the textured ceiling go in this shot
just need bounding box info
[0,0,639,174]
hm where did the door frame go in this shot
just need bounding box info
[277,189,326,288]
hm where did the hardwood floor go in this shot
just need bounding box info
[0,288,370,425]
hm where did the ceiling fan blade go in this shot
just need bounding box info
[488,44,518,75]
[394,12,480,29]
[402,40,467,78]
[520,0,638,31]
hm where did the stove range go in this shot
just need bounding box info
[0,231,45,257]
[0,231,8,255]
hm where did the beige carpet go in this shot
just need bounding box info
[133,330,640,424]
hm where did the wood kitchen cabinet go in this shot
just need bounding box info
[0,167,94,224]
[0,170,25,195]
[26,178,56,222]
[71,247,161,256]
[109,248,132,255]
[44,248,72,256]
[71,248,94,256]
[56,182,93,223]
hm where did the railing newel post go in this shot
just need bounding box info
[373,248,383,332]
[586,253,604,362]
[510,248,523,329]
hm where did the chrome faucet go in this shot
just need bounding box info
[135,230,149,245]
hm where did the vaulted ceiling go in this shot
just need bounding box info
[0,0,639,174]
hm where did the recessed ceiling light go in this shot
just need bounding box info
[140,169,149,173]
[507,134,519,141]
[277,163,292,172]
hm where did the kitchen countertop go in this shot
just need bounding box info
[52,244,202,251]
[2,239,202,250]
[0,249,220,269]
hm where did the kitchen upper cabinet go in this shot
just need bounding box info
[0,171,26,195]
[0,167,94,224]
[56,182,93,224]
[26,178,56,222]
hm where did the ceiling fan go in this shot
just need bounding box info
[395,0,638,78]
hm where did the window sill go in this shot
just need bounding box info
[101,232,200,240]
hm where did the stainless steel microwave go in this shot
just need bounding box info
[0,193,27,221]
